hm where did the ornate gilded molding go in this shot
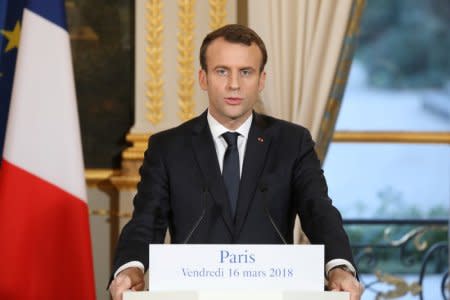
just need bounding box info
[85,169,119,187]
[85,168,140,191]
[177,0,196,122]
[145,0,164,125]
[374,271,421,299]
[85,170,135,217]
[110,133,149,190]
[350,220,448,299]
[333,131,450,144]
[110,175,141,190]
[122,133,151,160]
[383,225,448,252]
[412,226,448,251]
[209,0,227,30]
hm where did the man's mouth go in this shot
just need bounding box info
[224,97,243,105]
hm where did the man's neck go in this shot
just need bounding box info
[207,111,253,136]
[208,111,253,131]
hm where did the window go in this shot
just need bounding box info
[324,0,450,220]
[323,1,449,299]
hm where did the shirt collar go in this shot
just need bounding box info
[207,110,253,139]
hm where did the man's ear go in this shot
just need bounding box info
[199,69,208,91]
[258,70,266,92]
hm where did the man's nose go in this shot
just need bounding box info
[228,72,240,90]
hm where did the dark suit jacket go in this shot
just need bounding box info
[112,111,354,276]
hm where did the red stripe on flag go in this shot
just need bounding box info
[0,160,95,299]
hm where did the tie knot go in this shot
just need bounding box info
[222,132,239,147]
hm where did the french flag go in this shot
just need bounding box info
[0,1,95,299]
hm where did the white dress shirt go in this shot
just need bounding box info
[207,111,252,176]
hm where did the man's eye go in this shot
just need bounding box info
[216,69,228,76]
[241,69,252,76]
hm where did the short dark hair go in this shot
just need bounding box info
[199,24,268,73]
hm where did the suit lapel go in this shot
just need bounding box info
[191,112,234,234]
[234,113,271,236]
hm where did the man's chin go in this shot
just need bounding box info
[225,111,248,121]
[225,112,253,125]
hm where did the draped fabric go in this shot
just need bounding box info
[0,2,95,298]
[249,0,354,139]
[248,0,362,243]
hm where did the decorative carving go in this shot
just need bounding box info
[177,0,196,122]
[351,221,448,299]
[145,0,164,125]
[374,271,421,300]
[383,225,448,253]
[209,0,227,30]
[122,133,151,161]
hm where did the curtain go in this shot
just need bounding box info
[248,0,365,243]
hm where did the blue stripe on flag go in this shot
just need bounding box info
[26,0,67,30]
[0,1,7,45]
[0,0,25,163]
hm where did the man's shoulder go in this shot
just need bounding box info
[255,112,309,133]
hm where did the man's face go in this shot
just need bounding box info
[199,38,266,129]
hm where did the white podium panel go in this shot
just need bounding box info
[149,244,324,291]
[124,291,350,300]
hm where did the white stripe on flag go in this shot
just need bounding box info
[4,9,86,201]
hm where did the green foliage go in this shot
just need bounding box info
[357,0,450,88]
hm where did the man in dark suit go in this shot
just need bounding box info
[109,24,363,300]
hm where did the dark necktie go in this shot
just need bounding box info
[222,132,240,218]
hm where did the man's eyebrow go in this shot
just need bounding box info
[213,65,230,70]
[213,65,256,70]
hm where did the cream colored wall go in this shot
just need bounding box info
[88,187,112,300]
[89,187,137,300]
